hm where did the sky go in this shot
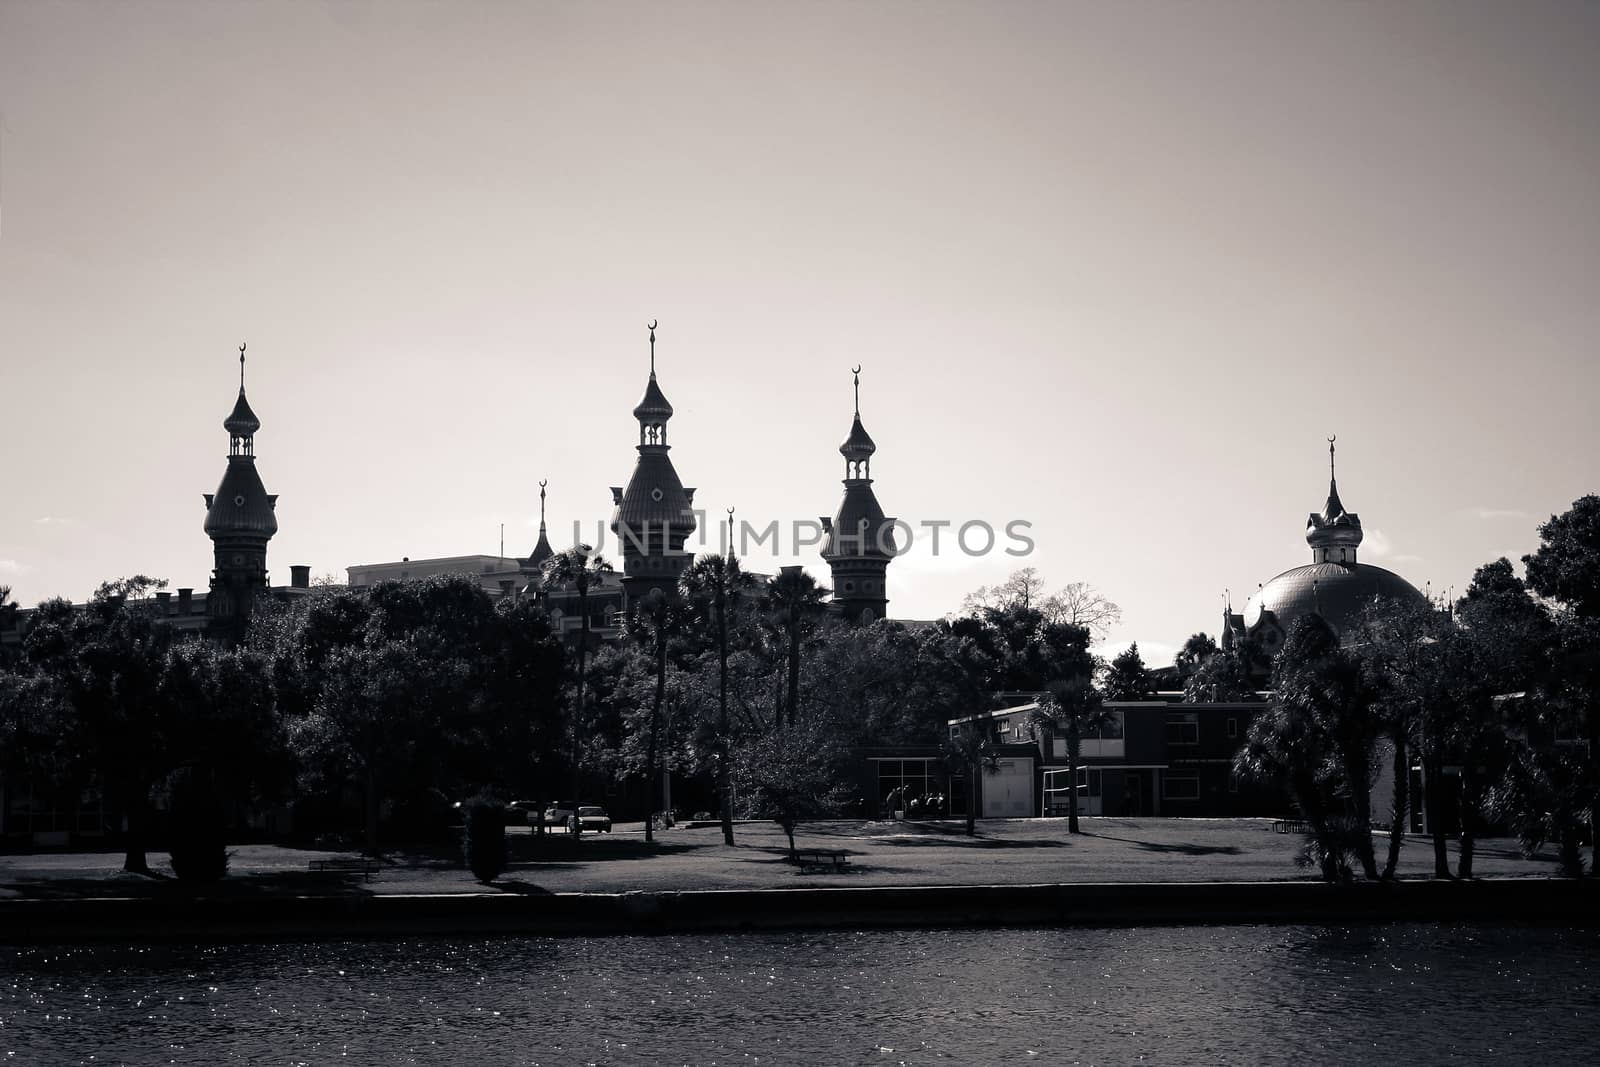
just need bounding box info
[2,1,1597,667]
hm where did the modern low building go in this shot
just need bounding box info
[948,695,1287,820]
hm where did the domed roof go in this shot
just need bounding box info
[840,415,877,458]
[632,374,674,422]
[823,482,896,560]
[204,458,278,538]
[609,451,697,533]
[224,390,261,437]
[1243,561,1424,638]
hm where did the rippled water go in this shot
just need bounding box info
[4,924,1597,1065]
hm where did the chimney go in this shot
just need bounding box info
[177,588,193,613]
[290,565,311,589]
[155,591,172,615]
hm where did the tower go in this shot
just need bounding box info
[521,478,556,585]
[610,322,697,603]
[1305,435,1364,565]
[821,366,896,622]
[202,344,278,640]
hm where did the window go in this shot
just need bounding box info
[1227,772,1239,794]
[1165,712,1199,746]
[1226,717,1238,739]
[1087,711,1124,740]
[1163,771,1201,800]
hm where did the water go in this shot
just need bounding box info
[3,924,1596,1065]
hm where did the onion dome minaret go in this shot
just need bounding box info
[821,366,896,623]
[610,322,697,603]
[519,478,557,595]
[1305,435,1364,565]
[202,344,278,641]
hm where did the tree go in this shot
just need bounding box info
[961,570,1123,644]
[23,595,174,873]
[941,727,1001,836]
[628,589,679,845]
[1350,595,1450,878]
[1183,638,1260,703]
[1041,582,1123,643]
[92,575,169,604]
[1104,643,1154,701]
[682,551,753,846]
[541,546,615,829]
[1174,632,1218,680]
[764,566,830,732]
[730,713,851,859]
[1245,614,1382,881]
[1522,497,1600,872]
[1039,674,1113,834]
[1523,495,1600,619]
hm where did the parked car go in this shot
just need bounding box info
[543,802,577,830]
[575,805,612,833]
[506,800,544,826]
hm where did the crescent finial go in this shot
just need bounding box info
[539,478,548,490]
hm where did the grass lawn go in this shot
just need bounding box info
[0,817,1572,900]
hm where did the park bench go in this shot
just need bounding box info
[793,848,850,873]
[308,857,382,882]
[1272,819,1306,834]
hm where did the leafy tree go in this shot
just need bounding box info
[1104,643,1154,701]
[1521,497,1600,870]
[1350,595,1451,878]
[23,595,174,872]
[730,713,851,859]
[1523,495,1600,619]
[92,575,169,604]
[1182,637,1260,703]
[1244,614,1382,880]
[764,566,830,732]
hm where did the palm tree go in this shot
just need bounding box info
[681,552,750,846]
[631,589,677,845]
[540,546,613,835]
[765,566,830,732]
[1038,675,1114,834]
[941,726,1002,836]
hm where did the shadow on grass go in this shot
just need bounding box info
[1,870,379,900]
[874,836,1069,850]
[485,878,555,896]
[1079,832,1243,856]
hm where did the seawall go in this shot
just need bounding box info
[4,878,1596,944]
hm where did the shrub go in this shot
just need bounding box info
[462,795,507,883]
[167,766,229,883]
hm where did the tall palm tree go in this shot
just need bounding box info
[681,552,749,846]
[1038,675,1114,835]
[540,546,613,835]
[765,566,830,732]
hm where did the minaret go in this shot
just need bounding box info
[202,344,278,641]
[1305,435,1364,565]
[610,322,697,603]
[821,366,895,622]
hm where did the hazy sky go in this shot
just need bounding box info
[3,1,1597,665]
